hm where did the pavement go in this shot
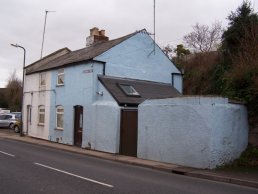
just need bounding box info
[1,128,258,189]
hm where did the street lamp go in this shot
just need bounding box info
[10,43,26,137]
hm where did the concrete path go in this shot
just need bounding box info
[1,128,258,189]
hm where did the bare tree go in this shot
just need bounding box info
[184,22,222,52]
[5,70,22,111]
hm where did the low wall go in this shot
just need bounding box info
[138,97,248,169]
[89,101,120,153]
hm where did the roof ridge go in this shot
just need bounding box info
[26,29,148,74]
[70,29,144,54]
[25,47,71,68]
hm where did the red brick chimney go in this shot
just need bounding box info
[86,27,109,47]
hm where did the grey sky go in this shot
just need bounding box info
[0,0,257,87]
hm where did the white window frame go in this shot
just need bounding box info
[57,69,64,86]
[39,73,46,88]
[38,105,45,125]
[56,105,64,130]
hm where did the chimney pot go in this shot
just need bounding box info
[99,30,105,36]
[90,27,99,36]
[86,27,109,47]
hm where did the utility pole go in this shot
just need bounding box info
[153,0,156,54]
[40,10,55,59]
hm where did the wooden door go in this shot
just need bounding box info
[74,105,83,147]
[120,109,138,157]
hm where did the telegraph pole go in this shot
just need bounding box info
[154,0,156,54]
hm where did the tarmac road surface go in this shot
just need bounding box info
[0,138,258,194]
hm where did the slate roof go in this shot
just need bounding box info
[98,75,181,106]
[26,30,141,75]
[26,47,71,75]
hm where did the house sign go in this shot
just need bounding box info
[83,69,93,74]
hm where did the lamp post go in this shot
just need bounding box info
[11,43,26,137]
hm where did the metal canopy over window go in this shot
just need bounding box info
[119,84,140,97]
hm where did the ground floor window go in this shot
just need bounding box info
[56,105,64,130]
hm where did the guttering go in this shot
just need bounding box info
[23,89,56,94]
[25,59,106,75]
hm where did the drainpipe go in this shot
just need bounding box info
[92,60,106,76]
[102,62,106,75]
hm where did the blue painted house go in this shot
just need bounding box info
[23,27,182,156]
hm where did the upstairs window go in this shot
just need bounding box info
[57,69,64,86]
[56,105,64,130]
[119,84,140,97]
[39,73,46,88]
[38,106,45,125]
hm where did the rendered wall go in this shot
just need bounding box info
[23,72,51,140]
[138,97,248,169]
[89,101,120,153]
[82,79,120,151]
[48,61,106,146]
[209,103,249,168]
[95,31,183,93]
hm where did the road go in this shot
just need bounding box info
[0,138,257,194]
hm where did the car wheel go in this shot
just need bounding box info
[13,125,20,133]
[9,123,14,129]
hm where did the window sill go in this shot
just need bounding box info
[56,84,64,87]
[55,128,64,131]
[38,123,44,126]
